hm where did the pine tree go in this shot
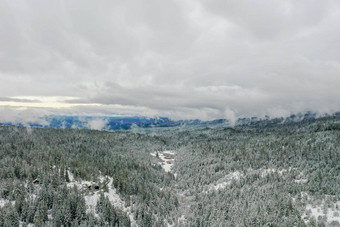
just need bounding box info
[65,169,70,182]
[26,200,37,224]
[3,204,20,227]
[34,201,48,226]
[75,195,86,223]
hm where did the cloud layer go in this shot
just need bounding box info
[1,0,339,121]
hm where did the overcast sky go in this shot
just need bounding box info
[0,0,340,122]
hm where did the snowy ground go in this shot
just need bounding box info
[151,151,176,173]
[257,167,308,183]
[204,171,243,192]
[204,167,307,193]
[299,193,340,225]
[67,171,138,226]
[0,198,14,208]
[259,167,292,177]
[260,168,285,177]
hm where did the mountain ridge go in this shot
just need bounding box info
[0,111,339,131]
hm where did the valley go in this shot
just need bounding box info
[0,115,339,226]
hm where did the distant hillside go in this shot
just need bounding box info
[0,111,339,131]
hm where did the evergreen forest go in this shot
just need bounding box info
[0,115,339,226]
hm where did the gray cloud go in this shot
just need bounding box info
[0,0,339,121]
[0,97,41,102]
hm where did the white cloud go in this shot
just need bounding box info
[0,106,49,125]
[86,118,109,131]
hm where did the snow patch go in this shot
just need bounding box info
[258,167,308,183]
[300,193,340,225]
[294,171,308,184]
[0,198,14,208]
[84,176,125,213]
[259,168,289,177]
[205,171,243,192]
[151,151,176,173]
[66,172,137,226]
[67,170,75,182]
[260,168,277,177]
[294,179,308,184]
[178,215,186,225]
